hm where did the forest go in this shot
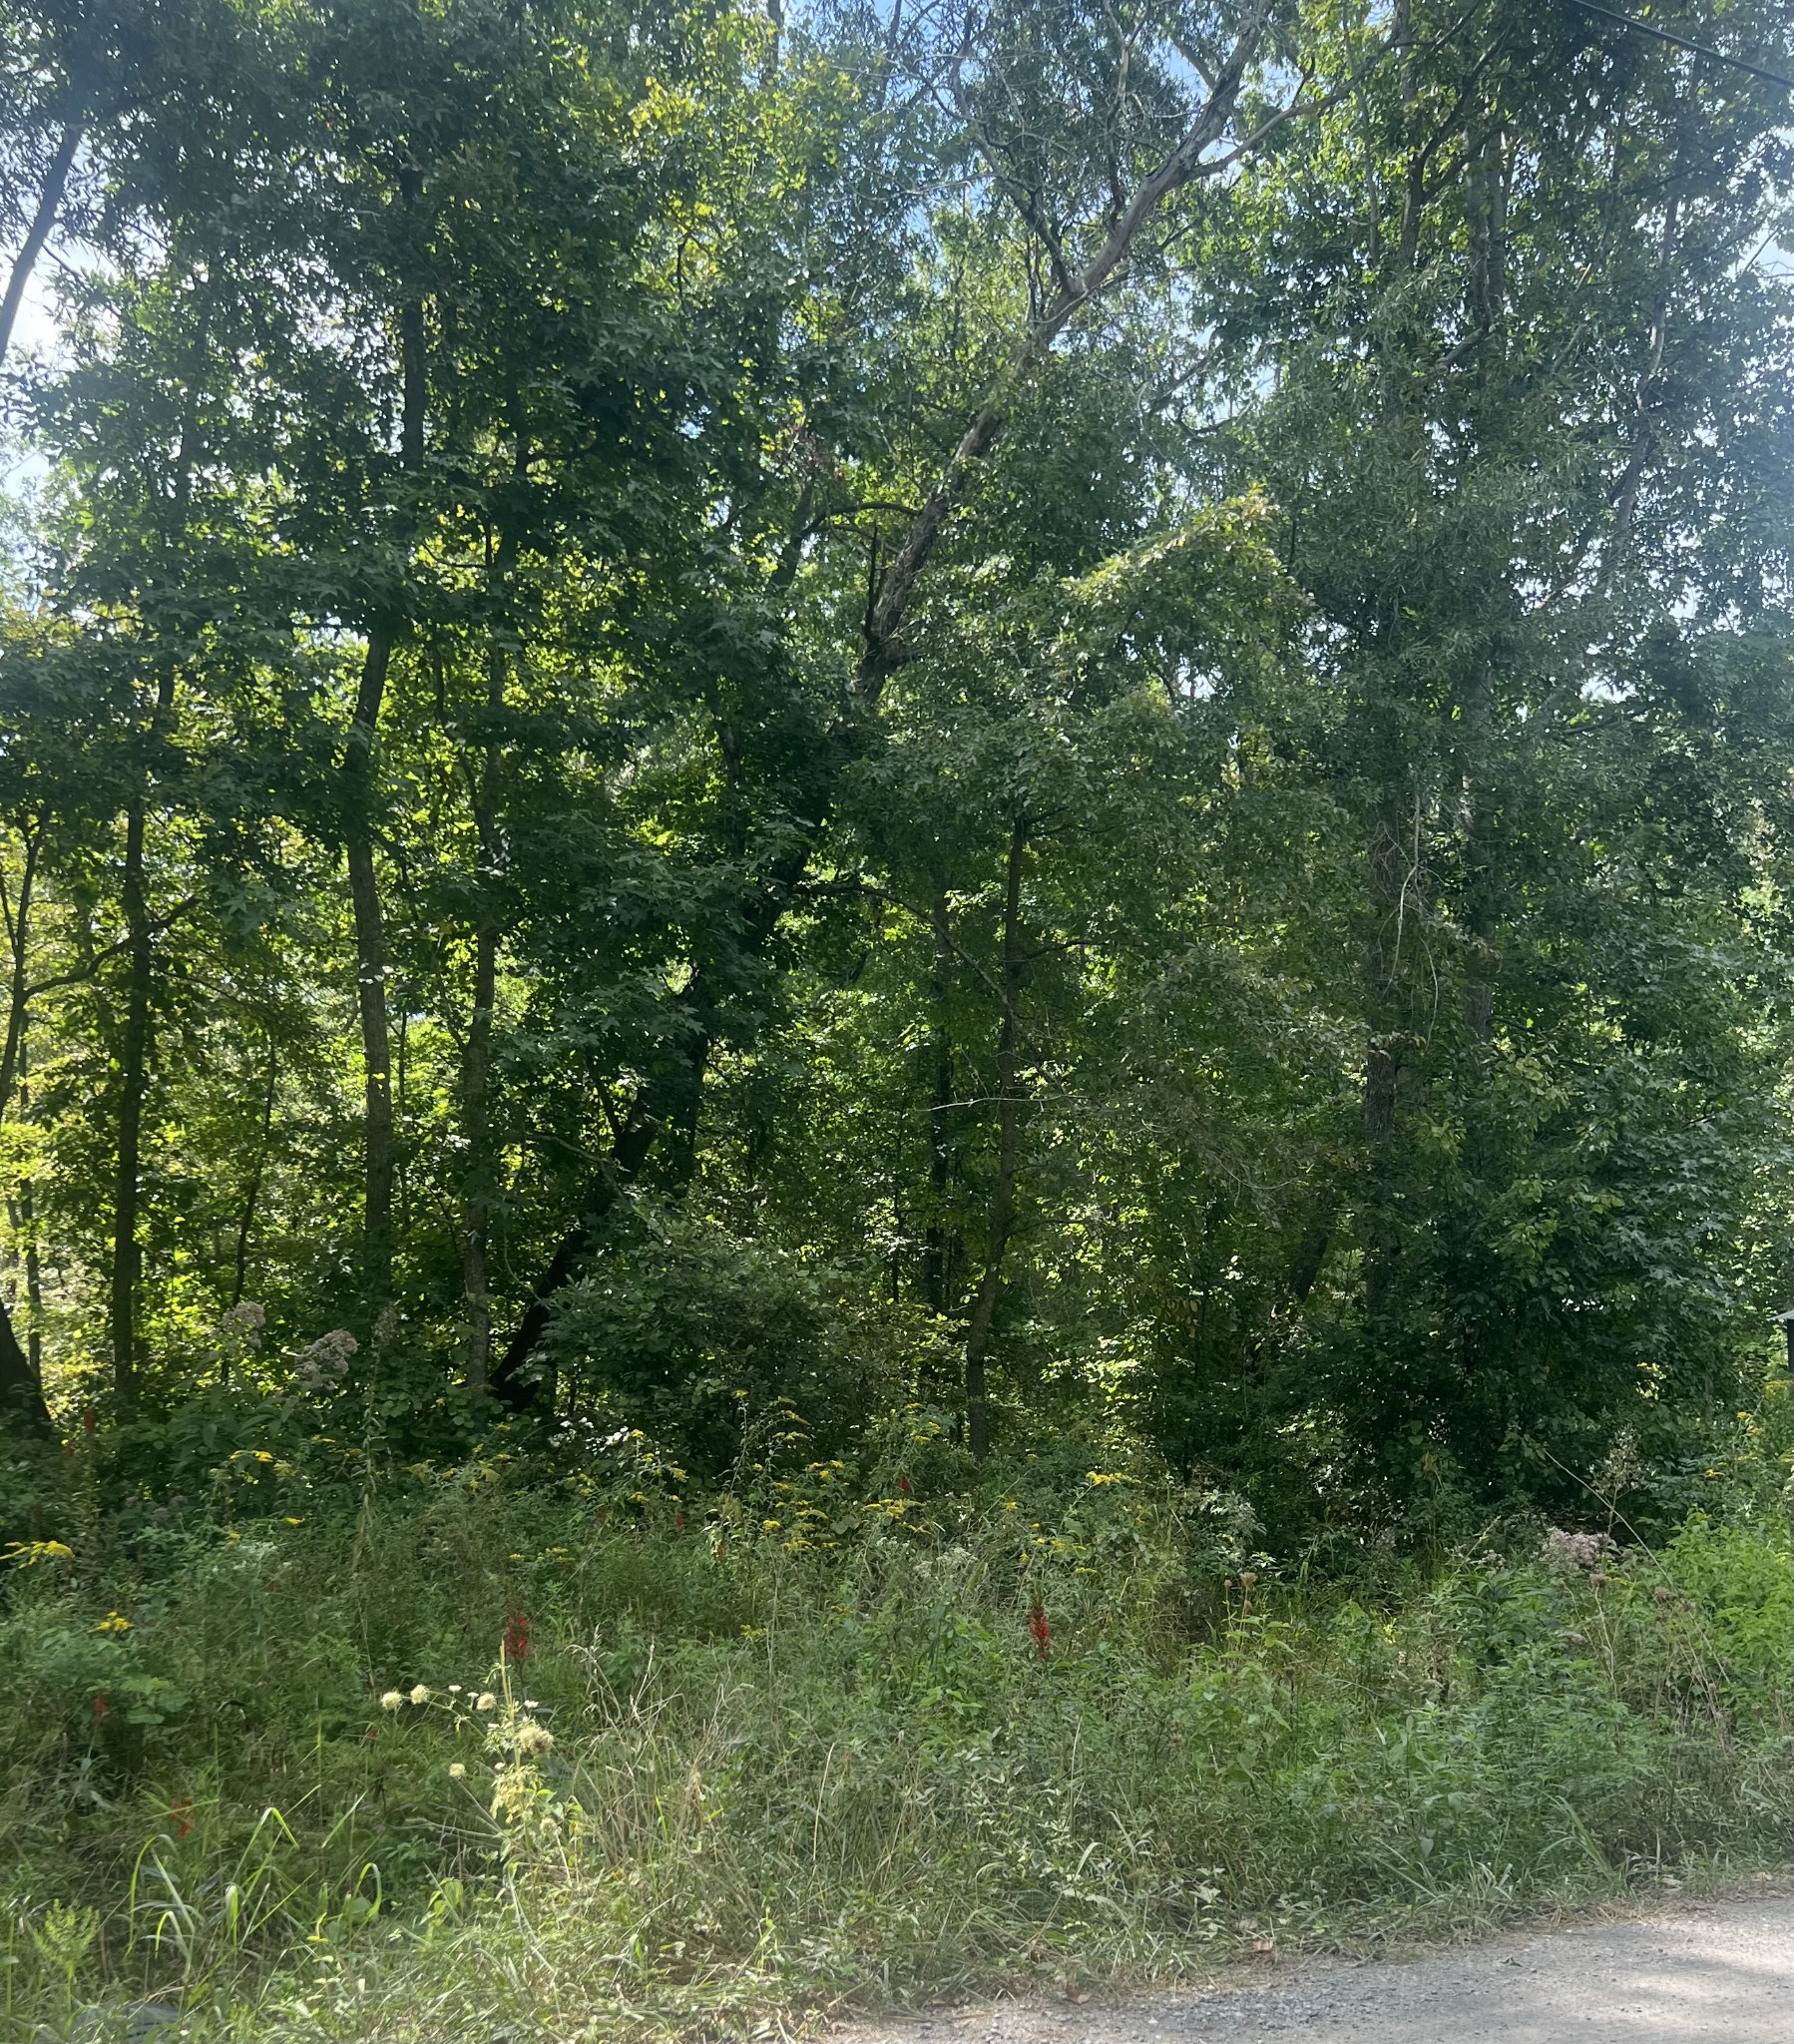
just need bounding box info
[0,0,1789,2037]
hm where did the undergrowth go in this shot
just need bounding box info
[1,1429,1789,2040]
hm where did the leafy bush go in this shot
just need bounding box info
[1,1461,1787,2040]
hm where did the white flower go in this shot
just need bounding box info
[448,1762,467,1780]
[293,1327,359,1390]
[379,1691,404,1712]
[409,1684,430,1706]
[475,1692,497,1712]
[1540,1528,1615,1573]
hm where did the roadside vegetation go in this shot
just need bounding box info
[1,0,1789,2035]
[3,1407,1789,2039]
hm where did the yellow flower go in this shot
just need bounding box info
[475,1692,497,1712]
[380,1691,404,1712]
[253,1450,274,1464]
[283,1516,304,1526]
[94,1611,133,1633]
[447,1762,467,1780]
[409,1684,430,1706]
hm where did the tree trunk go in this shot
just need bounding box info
[0,826,48,1433]
[921,877,958,1318]
[0,821,41,1110]
[0,115,82,368]
[110,793,153,1400]
[344,635,396,1315]
[0,1265,48,1437]
[963,817,1029,1462]
[230,1051,278,1310]
[0,1044,48,1443]
[342,283,425,1321]
[110,663,181,1401]
[458,642,504,1393]
[491,1098,664,1407]
[1359,766,1419,1330]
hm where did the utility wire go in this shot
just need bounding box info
[1565,0,1794,91]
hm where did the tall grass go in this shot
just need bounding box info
[2,1460,1788,2040]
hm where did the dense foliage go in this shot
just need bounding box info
[3,0,1786,1539]
[2,1460,1790,2037]
[0,0,1789,2032]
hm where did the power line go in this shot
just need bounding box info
[1565,0,1794,92]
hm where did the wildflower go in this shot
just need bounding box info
[409,1684,430,1706]
[449,1684,462,1694]
[283,1516,304,1526]
[1540,1529,1615,1573]
[219,1301,265,1351]
[94,1612,133,1633]
[92,1693,110,1726]
[448,1763,467,1780]
[252,1450,274,1465]
[380,1691,405,1712]
[522,1699,540,1710]
[1028,1599,1052,1663]
[896,1474,911,1495]
[293,1328,358,1392]
[475,1692,497,1712]
[502,1610,531,1663]
[170,1798,194,1838]
[514,1720,555,1758]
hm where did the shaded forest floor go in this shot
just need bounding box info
[2,1452,1789,2040]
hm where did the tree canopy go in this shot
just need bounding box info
[1,0,1787,1547]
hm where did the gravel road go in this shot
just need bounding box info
[840,1892,1794,2044]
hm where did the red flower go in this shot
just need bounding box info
[1028,1600,1051,1663]
[170,1798,194,1838]
[502,1610,531,1663]
[896,1474,911,1496]
[673,1510,686,1530]
[83,1403,97,1435]
[91,1693,110,1726]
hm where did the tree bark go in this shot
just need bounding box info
[230,1050,278,1310]
[0,820,41,1110]
[458,642,504,1393]
[921,877,958,1317]
[0,1021,49,1440]
[0,1264,48,1437]
[343,635,396,1314]
[0,114,82,368]
[962,818,1029,1461]
[0,820,48,1432]
[109,667,180,1402]
[111,800,153,1399]
[342,284,425,1320]
[1359,765,1420,1330]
